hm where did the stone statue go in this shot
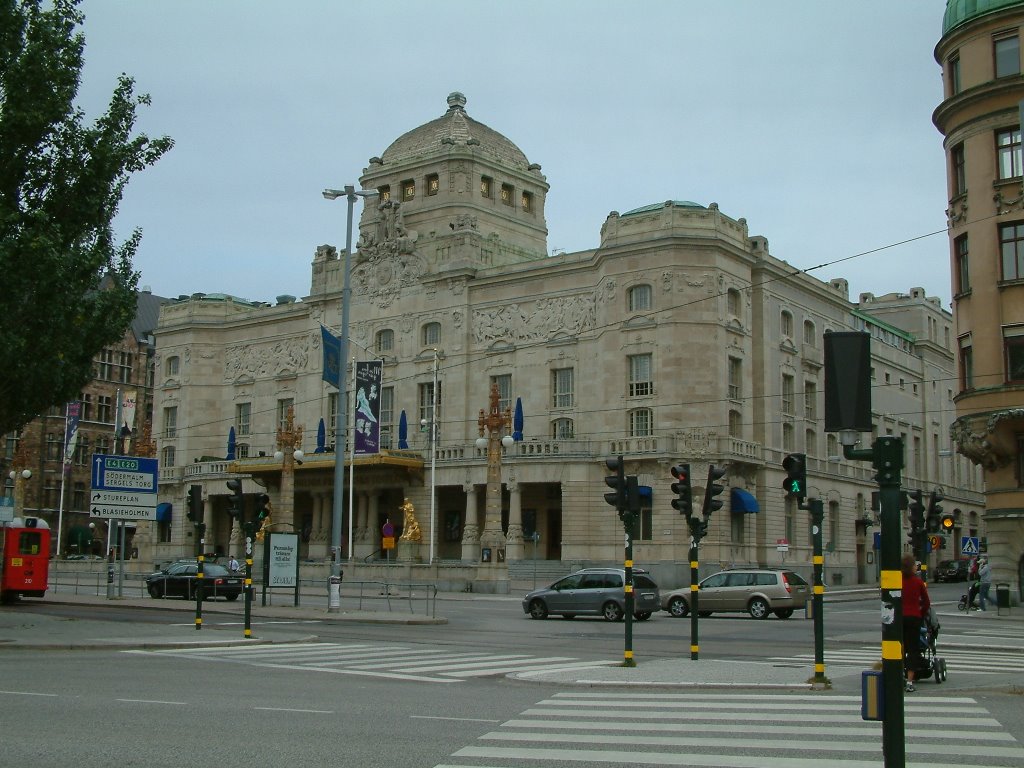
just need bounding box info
[399,498,422,541]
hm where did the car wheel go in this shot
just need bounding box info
[774,608,794,619]
[698,611,713,617]
[602,601,625,622]
[561,614,576,620]
[748,598,770,619]
[634,611,652,621]
[147,584,161,599]
[667,596,690,618]
[528,599,549,620]
[226,593,239,602]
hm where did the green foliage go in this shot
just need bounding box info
[0,0,172,434]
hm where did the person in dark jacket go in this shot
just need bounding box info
[902,554,931,692]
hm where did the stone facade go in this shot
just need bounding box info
[143,93,983,590]
[935,1,1024,603]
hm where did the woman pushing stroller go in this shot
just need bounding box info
[902,554,931,692]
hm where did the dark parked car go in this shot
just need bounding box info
[522,567,660,621]
[933,559,970,583]
[146,561,243,600]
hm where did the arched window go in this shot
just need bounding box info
[376,329,394,354]
[551,418,574,439]
[628,284,652,312]
[629,408,653,437]
[160,445,175,468]
[422,322,441,347]
[780,310,794,338]
[727,288,741,316]
[165,355,179,377]
[803,319,816,345]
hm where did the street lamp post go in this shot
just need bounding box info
[475,382,513,564]
[272,406,304,534]
[322,185,377,599]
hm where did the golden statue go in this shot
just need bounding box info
[399,498,422,541]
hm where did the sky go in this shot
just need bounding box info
[75,1,953,308]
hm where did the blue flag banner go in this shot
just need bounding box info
[321,325,342,389]
[63,401,81,475]
[354,360,383,455]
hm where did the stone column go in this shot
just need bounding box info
[505,480,524,561]
[461,483,480,562]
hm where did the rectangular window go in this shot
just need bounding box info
[781,374,795,416]
[727,357,742,400]
[97,395,114,424]
[955,234,970,294]
[376,329,394,353]
[490,374,512,414]
[949,53,961,95]
[277,398,294,432]
[1006,331,1024,383]
[629,408,652,437]
[552,418,574,439]
[804,381,817,420]
[426,174,439,196]
[628,354,652,397]
[500,183,514,206]
[521,191,533,212]
[782,422,794,451]
[959,337,974,390]
[999,221,1024,280]
[401,179,415,200]
[480,176,492,198]
[995,34,1020,78]
[378,185,391,202]
[235,403,251,436]
[728,409,742,438]
[952,142,966,195]
[163,406,177,439]
[423,322,441,347]
[419,382,441,428]
[379,386,394,449]
[997,128,1022,179]
[628,284,652,312]
[552,368,574,408]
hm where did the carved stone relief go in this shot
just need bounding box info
[224,334,313,382]
[471,293,597,344]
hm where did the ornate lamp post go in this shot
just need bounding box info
[475,382,513,564]
[273,407,304,534]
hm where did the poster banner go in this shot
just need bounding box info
[120,390,137,452]
[354,360,383,455]
[321,325,342,389]
[265,532,299,588]
[63,401,81,474]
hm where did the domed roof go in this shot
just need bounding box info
[621,200,705,217]
[943,0,1024,35]
[380,93,532,170]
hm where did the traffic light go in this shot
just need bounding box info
[187,485,202,524]
[929,489,947,532]
[908,489,925,528]
[702,464,726,516]
[604,456,626,513]
[688,515,709,542]
[226,478,243,520]
[781,453,806,499]
[255,493,271,521]
[939,512,955,532]
[670,464,693,517]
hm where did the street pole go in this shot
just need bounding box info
[428,349,438,564]
[243,521,255,638]
[195,522,206,631]
[846,435,905,768]
[807,497,827,686]
[323,186,378,595]
[687,522,700,660]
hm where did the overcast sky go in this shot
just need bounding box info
[76,1,952,309]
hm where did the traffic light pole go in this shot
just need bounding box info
[846,436,905,768]
[687,527,700,660]
[195,523,206,631]
[242,521,256,638]
[623,513,636,668]
[804,497,827,687]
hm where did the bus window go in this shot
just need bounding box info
[19,532,42,555]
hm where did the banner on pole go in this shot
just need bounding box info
[354,360,383,455]
[120,390,137,453]
[321,325,342,389]
[63,401,81,474]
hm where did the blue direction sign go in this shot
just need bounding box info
[91,455,158,519]
[961,536,980,556]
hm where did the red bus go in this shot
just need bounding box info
[1,517,51,602]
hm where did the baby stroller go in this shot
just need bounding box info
[914,607,947,683]
[958,581,980,611]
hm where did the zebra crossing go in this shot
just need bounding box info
[433,691,1024,767]
[125,641,616,683]
[767,641,1024,676]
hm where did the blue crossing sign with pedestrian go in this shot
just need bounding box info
[961,535,980,555]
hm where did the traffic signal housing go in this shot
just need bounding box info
[255,493,271,521]
[670,464,693,517]
[604,456,626,513]
[908,489,925,528]
[929,489,947,533]
[939,512,955,533]
[226,478,243,520]
[781,453,806,499]
[702,464,726,516]
[187,485,202,523]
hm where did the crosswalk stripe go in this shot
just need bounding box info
[435,691,1022,768]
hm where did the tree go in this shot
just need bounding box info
[0,0,172,435]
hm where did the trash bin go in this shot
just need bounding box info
[996,582,1011,616]
[328,575,342,611]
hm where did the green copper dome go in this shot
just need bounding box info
[943,0,1024,35]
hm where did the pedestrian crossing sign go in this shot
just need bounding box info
[961,536,979,555]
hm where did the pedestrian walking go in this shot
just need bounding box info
[902,553,931,693]
[978,557,992,611]
[228,555,240,573]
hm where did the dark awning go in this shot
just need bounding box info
[731,488,759,514]
[156,502,172,522]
